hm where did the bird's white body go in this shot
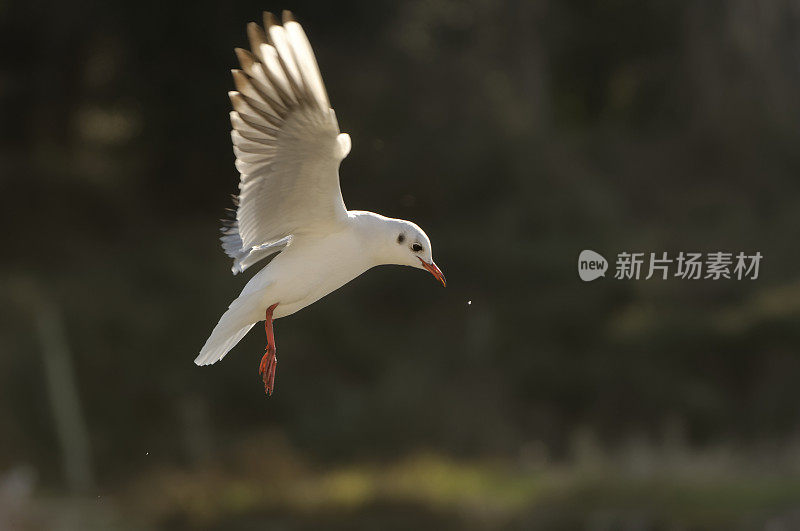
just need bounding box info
[197,210,435,366]
[241,212,378,319]
[195,12,443,371]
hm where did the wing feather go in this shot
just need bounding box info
[220,12,348,275]
[284,19,330,110]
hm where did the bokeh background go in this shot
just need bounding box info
[3,0,800,529]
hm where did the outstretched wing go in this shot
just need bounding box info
[221,11,352,274]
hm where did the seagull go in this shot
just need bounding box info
[196,11,446,396]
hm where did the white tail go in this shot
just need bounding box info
[195,288,268,365]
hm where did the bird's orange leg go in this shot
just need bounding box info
[259,303,279,396]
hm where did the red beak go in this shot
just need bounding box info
[419,258,446,287]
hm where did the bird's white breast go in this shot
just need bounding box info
[241,227,374,319]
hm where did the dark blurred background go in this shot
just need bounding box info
[3,0,800,529]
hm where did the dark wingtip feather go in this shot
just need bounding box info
[234,47,254,68]
[246,21,264,35]
[263,11,277,29]
[246,22,267,53]
[231,69,250,93]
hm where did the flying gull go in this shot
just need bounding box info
[196,11,445,396]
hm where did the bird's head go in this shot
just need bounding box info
[376,217,446,287]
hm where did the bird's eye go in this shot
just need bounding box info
[397,233,405,244]
[412,243,423,252]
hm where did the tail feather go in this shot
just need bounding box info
[195,323,255,366]
[195,288,269,366]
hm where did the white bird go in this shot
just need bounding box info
[196,11,446,396]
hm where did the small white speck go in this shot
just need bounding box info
[145,452,149,456]
[467,300,472,306]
